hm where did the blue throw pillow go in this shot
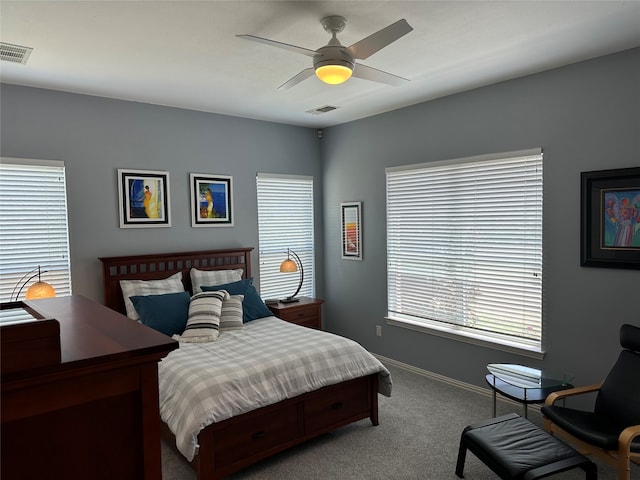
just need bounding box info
[130,291,191,336]
[202,278,273,322]
[202,278,252,296]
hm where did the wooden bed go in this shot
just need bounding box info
[100,247,379,480]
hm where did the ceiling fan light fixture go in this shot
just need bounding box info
[238,16,413,90]
[315,64,353,85]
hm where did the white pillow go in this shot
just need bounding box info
[120,272,184,321]
[219,294,244,332]
[174,290,228,343]
[190,268,243,294]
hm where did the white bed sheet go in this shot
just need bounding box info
[158,316,392,461]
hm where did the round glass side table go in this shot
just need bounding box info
[486,363,574,418]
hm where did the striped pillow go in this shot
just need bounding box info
[175,290,227,343]
[220,294,244,332]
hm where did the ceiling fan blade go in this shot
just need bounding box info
[352,63,409,86]
[347,19,413,60]
[236,34,316,57]
[278,68,315,90]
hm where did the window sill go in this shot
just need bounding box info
[385,315,544,360]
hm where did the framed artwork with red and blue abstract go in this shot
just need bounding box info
[581,167,640,269]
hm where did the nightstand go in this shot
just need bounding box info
[267,297,324,329]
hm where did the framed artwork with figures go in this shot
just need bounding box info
[190,173,233,227]
[118,169,171,228]
[581,167,640,269]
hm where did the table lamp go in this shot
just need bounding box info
[11,265,56,301]
[279,249,303,303]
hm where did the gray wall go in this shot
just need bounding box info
[322,47,640,394]
[1,47,638,396]
[0,86,324,302]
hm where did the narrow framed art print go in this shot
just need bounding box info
[118,169,171,228]
[581,167,640,269]
[190,173,234,227]
[341,201,362,260]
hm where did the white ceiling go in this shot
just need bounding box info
[2,1,640,128]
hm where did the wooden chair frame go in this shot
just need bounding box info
[544,385,640,480]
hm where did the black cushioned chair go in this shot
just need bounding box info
[541,323,640,480]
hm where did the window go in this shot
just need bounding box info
[385,149,543,355]
[0,158,72,302]
[256,173,314,300]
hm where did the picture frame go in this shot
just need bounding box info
[581,167,640,269]
[341,202,362,260]
[118,169,171,228]
[190,173,234,227]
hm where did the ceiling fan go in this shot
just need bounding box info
[237,16,413,90]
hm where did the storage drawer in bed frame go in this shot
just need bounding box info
[304,375,371,434]
[183,373,379,479]
[212,402,300,468]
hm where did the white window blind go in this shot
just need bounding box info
[257,173,314,300]
[0,158,72,302]
[386,149,543,352]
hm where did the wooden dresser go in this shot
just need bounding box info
[267,297,324,329]
[1,295,178,480]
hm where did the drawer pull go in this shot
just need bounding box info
[252,430,266,440]
[331,402,343,411]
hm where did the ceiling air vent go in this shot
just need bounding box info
[306,105,339,115]
[1,42,33,64]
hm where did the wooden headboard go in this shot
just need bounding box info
[99,248,253,314]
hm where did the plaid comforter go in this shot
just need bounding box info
[158,316,392,461]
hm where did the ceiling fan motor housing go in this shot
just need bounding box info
[313,45,355,71]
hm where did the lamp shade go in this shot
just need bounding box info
[25,281,56,300]
[315,64,353,85]
[280,258,298,273]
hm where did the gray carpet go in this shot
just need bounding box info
[162,363,636,479]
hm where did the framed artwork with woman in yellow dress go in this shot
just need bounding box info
[118,168,171,228]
